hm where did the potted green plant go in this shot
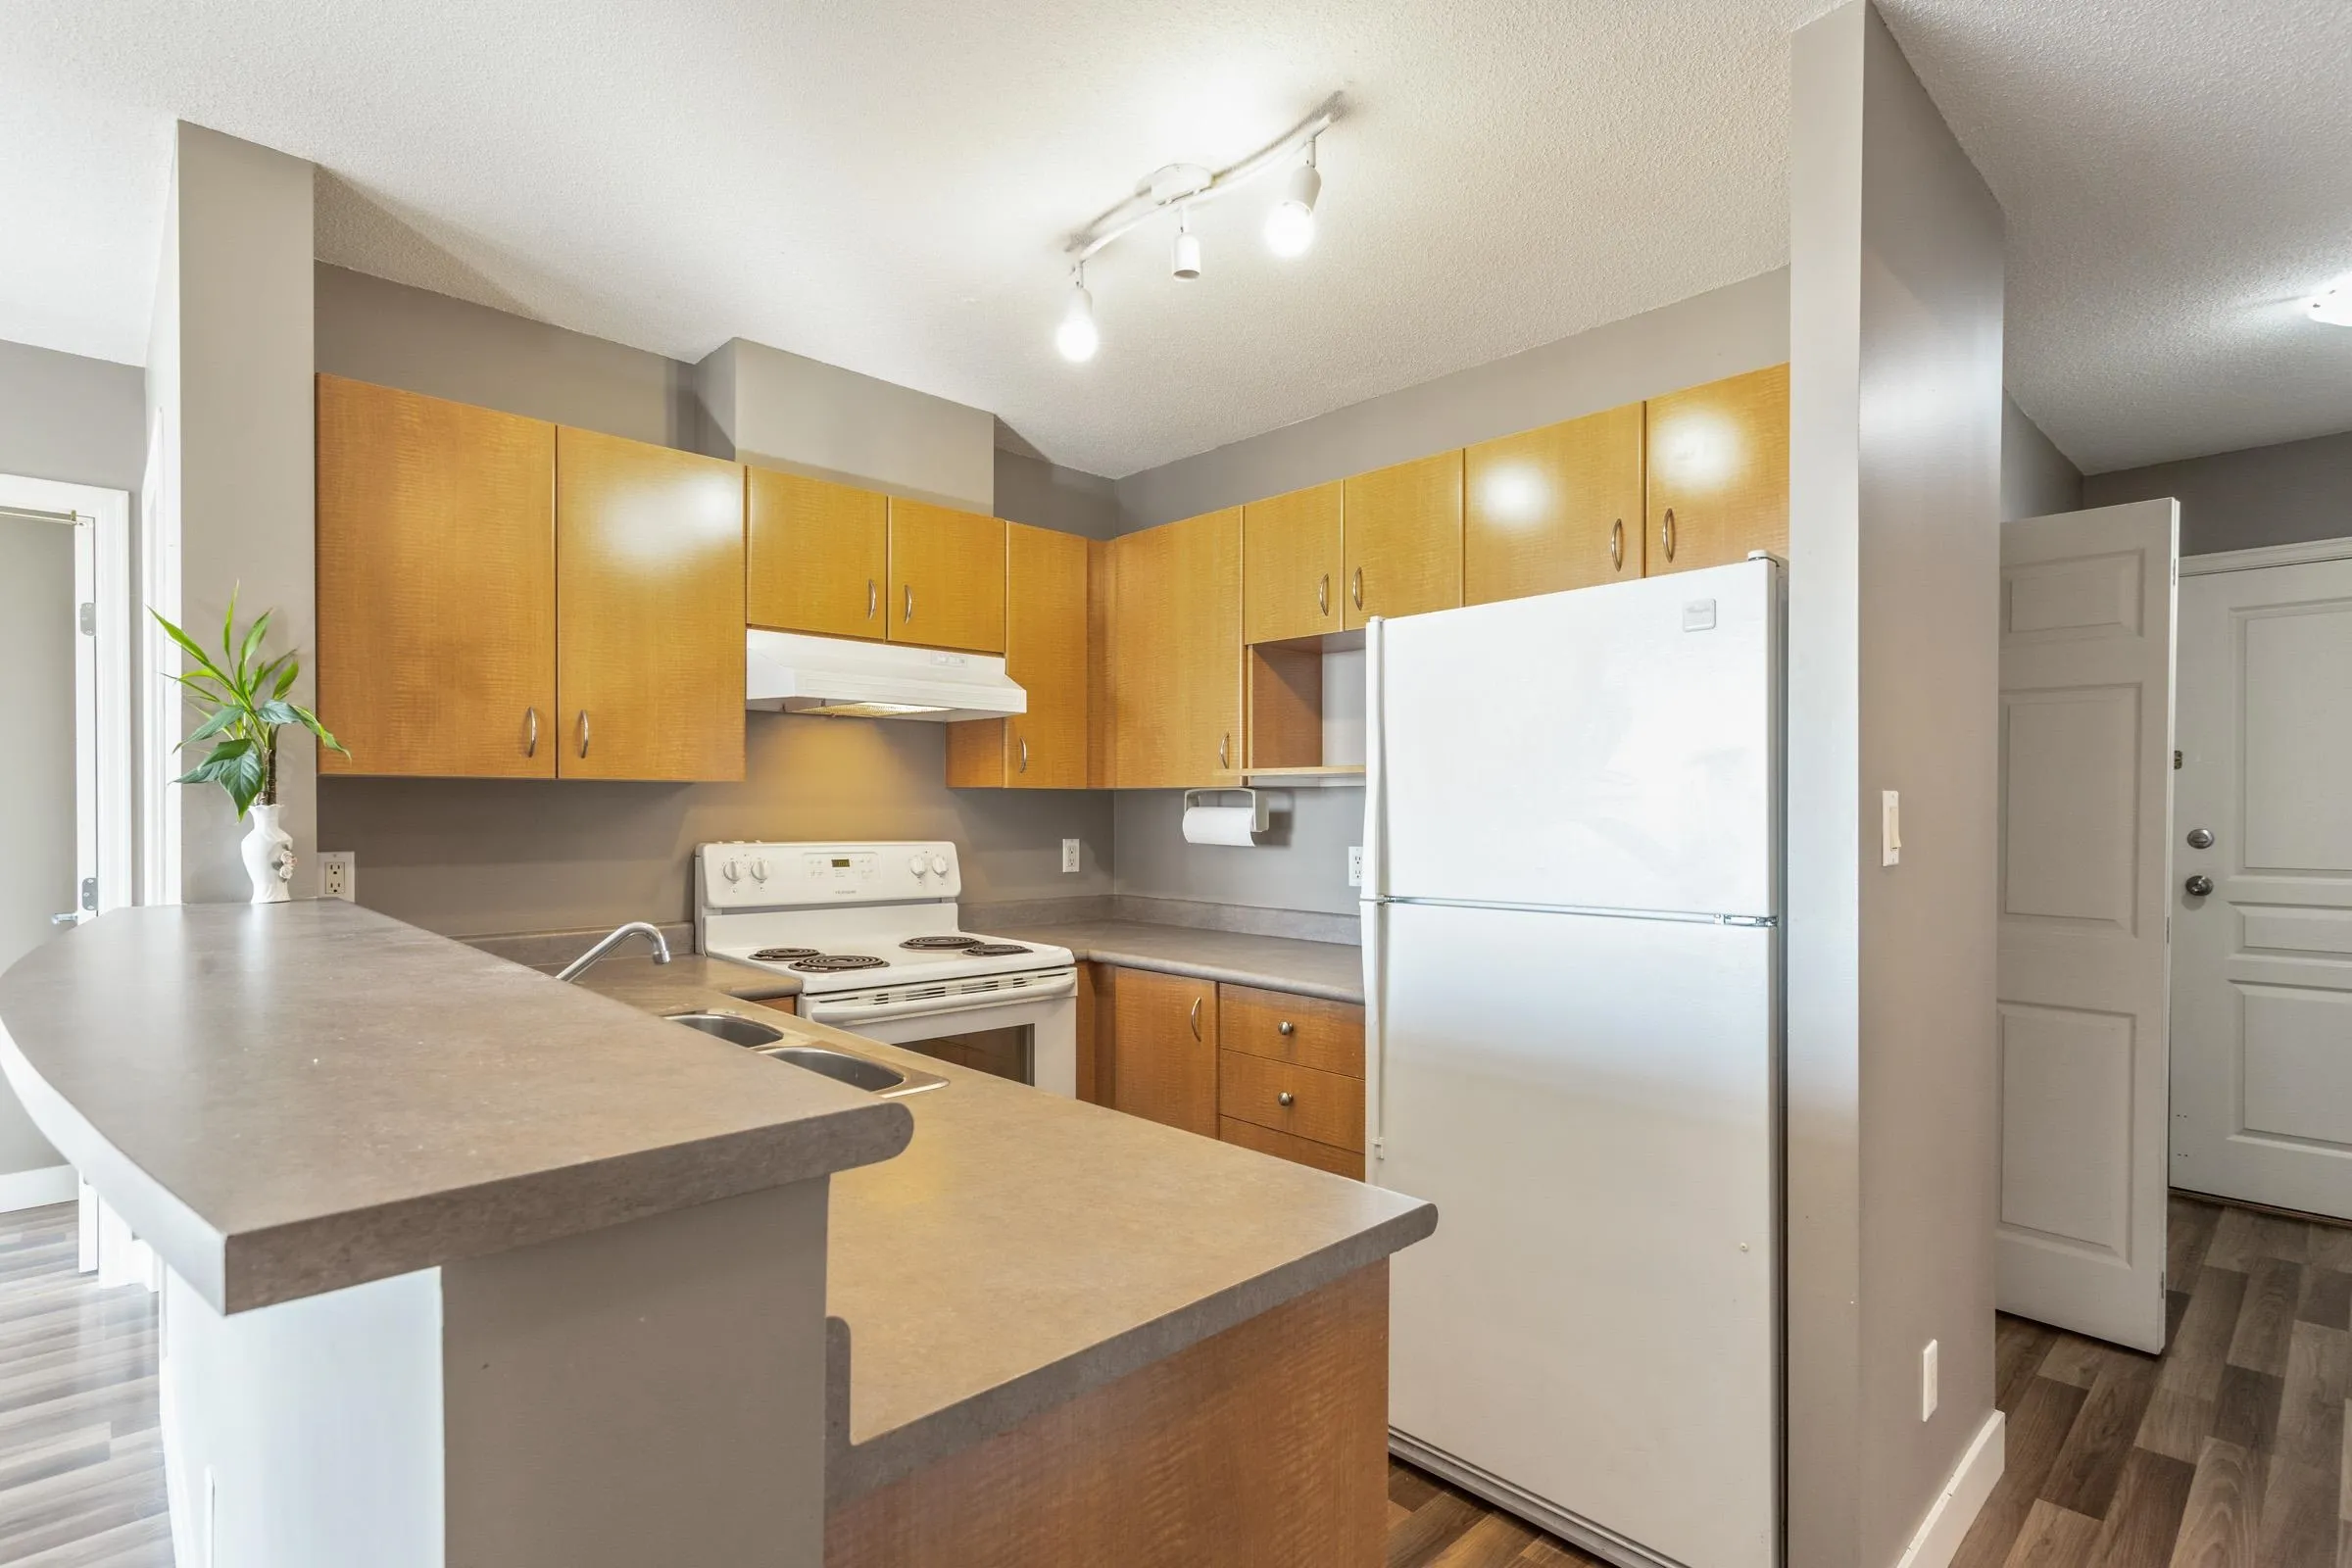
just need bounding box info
[153,590,348,903]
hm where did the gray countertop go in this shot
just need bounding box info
[566,953,1432,1504]
[0,903,910,1313]
[991,918,1366,1004]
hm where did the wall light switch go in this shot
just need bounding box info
[1922,1339,1938,1420]
[319,851,356,902]
[1060,838,1082,875]
[1882,790,1902,867]
[1348,846,1364,887]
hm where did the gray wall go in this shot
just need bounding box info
[1788,8,2003,1566]
[0,518,73,1176]
[2002,394,2082,520]
[311,270,1112,938]
[0,338,145,497]
[993,449,1122,540]
[2085,426,2352,556]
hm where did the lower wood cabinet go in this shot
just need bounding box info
[1108,967,1218,1137]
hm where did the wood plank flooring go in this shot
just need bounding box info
[0,1203,170,1567]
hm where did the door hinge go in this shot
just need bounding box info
[77,602,95,636]
[79,876,96,912]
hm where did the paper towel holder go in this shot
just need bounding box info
[1182,788,1270,834]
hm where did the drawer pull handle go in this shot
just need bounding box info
[1277,1020,1296,1036]
[1278,1091,1296,1107]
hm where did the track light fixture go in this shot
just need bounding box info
[1050,91,1343,364]
[2313,279,2352,327]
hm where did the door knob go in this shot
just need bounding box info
[2185,827,2214,849]
[2184,874,2215,898]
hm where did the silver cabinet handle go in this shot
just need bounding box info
[1318,574,1330,616]
[1018,735,1029,773]
[1352,565,1364,610]
[867,579,877,619]
[1661,508,1676,563]
[904,584,914,623]
[577,710,590,759]
[1219,733,1230,770]
[1278,1091,1296,1107]
[1277,1020,1295,1036]
[1189,997,1202,1040]
[1610,518,1624,570]
[525,706,539,757]
[2185,874,2215,898]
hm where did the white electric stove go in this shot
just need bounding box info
[695,841,1078,1096]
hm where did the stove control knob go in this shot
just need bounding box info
[907,854,929,878]
[722,858,741,883]
[750,858,769,883]
[930,853,951,878]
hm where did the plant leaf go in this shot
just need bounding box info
[221,584,239,671]
[292,705,350,757]
[254,699,298,727]
[177,708,240,751]
[236,609,271,687]
[270,656,300,699]
[150,610,231,687]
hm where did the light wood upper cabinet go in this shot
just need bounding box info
[1464,403,1645,604]
[1243,481,1343,645]
[746,468,887,639]
[317,375,557,778]
[1111,966,1218,1138]
[946,522,1089,789]
[1643,363,1789,576]
[1109,509,1243,788]
[555,427,746,781]
[1343,451,1462,628]
[887,500,1005,653]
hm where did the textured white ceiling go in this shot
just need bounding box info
[2,0,2347,478]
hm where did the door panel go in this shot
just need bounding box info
[555,427,745,781]
[1643,365,1788,576]
[1343,452,1461,628]
[1109,510,1241,787]
[1995,500,2176,1350]
[1109,966,1217,1136]
[2174,550,2352,1220]
[1463,403,1644,604]
[887,500,1004,654]
[746,468,887,640]
[317,375,557,777]
[1243,481,1342,644]
[945,522,1088,788]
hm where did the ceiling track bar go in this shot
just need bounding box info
[1064,91,1345,265]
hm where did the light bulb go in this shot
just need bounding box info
[1055,278,1099,362]
[2313,281,2352,327]
[1264,161,1322,258]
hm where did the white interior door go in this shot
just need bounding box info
[1994,500,2177,1351]
[2173,544,2352,1220]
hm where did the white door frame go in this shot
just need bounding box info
[0,476,132,920]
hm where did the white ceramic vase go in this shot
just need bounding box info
[241,803,295,904]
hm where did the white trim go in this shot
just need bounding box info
[0,1163,78,1213]
[1892,1410,2005,1568]
[2181,535,2352,575]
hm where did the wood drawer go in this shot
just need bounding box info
[1217,985,1364,1079]
[1220,1117,1362,1180]
[1219,1051,1363,1152]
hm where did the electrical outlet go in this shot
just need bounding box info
[1348,846,1364,887]
[319,851,356,902]
[1921,1339,1938,1421]
[1060,838,1082,875]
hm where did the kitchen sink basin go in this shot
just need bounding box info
[663,1011,786,1048]
[760,1045,948,1099]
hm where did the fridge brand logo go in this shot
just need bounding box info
[1682,600,1718,632]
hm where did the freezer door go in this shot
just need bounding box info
[1372,901,1777,1568]
[1366,559,1776,916]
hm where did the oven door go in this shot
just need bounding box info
[798,968,1078,1097]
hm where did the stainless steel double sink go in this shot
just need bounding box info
[663,1012,946,1099]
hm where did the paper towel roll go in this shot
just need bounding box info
[1183,805,1261,847]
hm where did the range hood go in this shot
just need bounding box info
[746,629,1027,721]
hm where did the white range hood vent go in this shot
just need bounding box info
[746,629,1027,722]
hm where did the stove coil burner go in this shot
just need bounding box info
[791,954,888,973]
[749,947,821,962]
[900,935,983,951]
[963,943,1034,957]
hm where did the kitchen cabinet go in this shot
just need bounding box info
[1242,481,1343,645]
[1342,451,1462,628]
[317,375,557,778]
[945,522,1088,789]
[1463,402,1645,604]
[888,500,1005,654]
[1108,508,1243,787]
[555,426,747,781]
[1643,363,1790,575]
[746,468,888,639]
[1109,967,1218,1137]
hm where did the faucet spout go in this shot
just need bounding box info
[557,921,673,983]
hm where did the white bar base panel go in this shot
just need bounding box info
[1390,1430,1704,1568]
[0,1163,75,1213]
[1892,1410,2005,1568]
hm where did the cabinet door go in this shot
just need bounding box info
[1343,451,1462,628]
[1110,509,1242,787]
[888,500,1005,653]
[1110,967,1218,1137]
[317,375,556,778]
[746,468,887,639]
[945,522,1088,788]
[1644,363,1789,576]
[555,427,745,781]
[1463,403,1644,604]
[1243,481,1343,644]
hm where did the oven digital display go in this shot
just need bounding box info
[832,858,851,867]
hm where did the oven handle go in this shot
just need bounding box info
[800,970,1077,1023]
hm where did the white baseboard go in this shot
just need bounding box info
[0,1164,78,1213]
[1893,1409,2005,1568]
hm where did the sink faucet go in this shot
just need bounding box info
[557,921,672,982]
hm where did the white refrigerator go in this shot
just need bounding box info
[1363,558,1782,1568]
